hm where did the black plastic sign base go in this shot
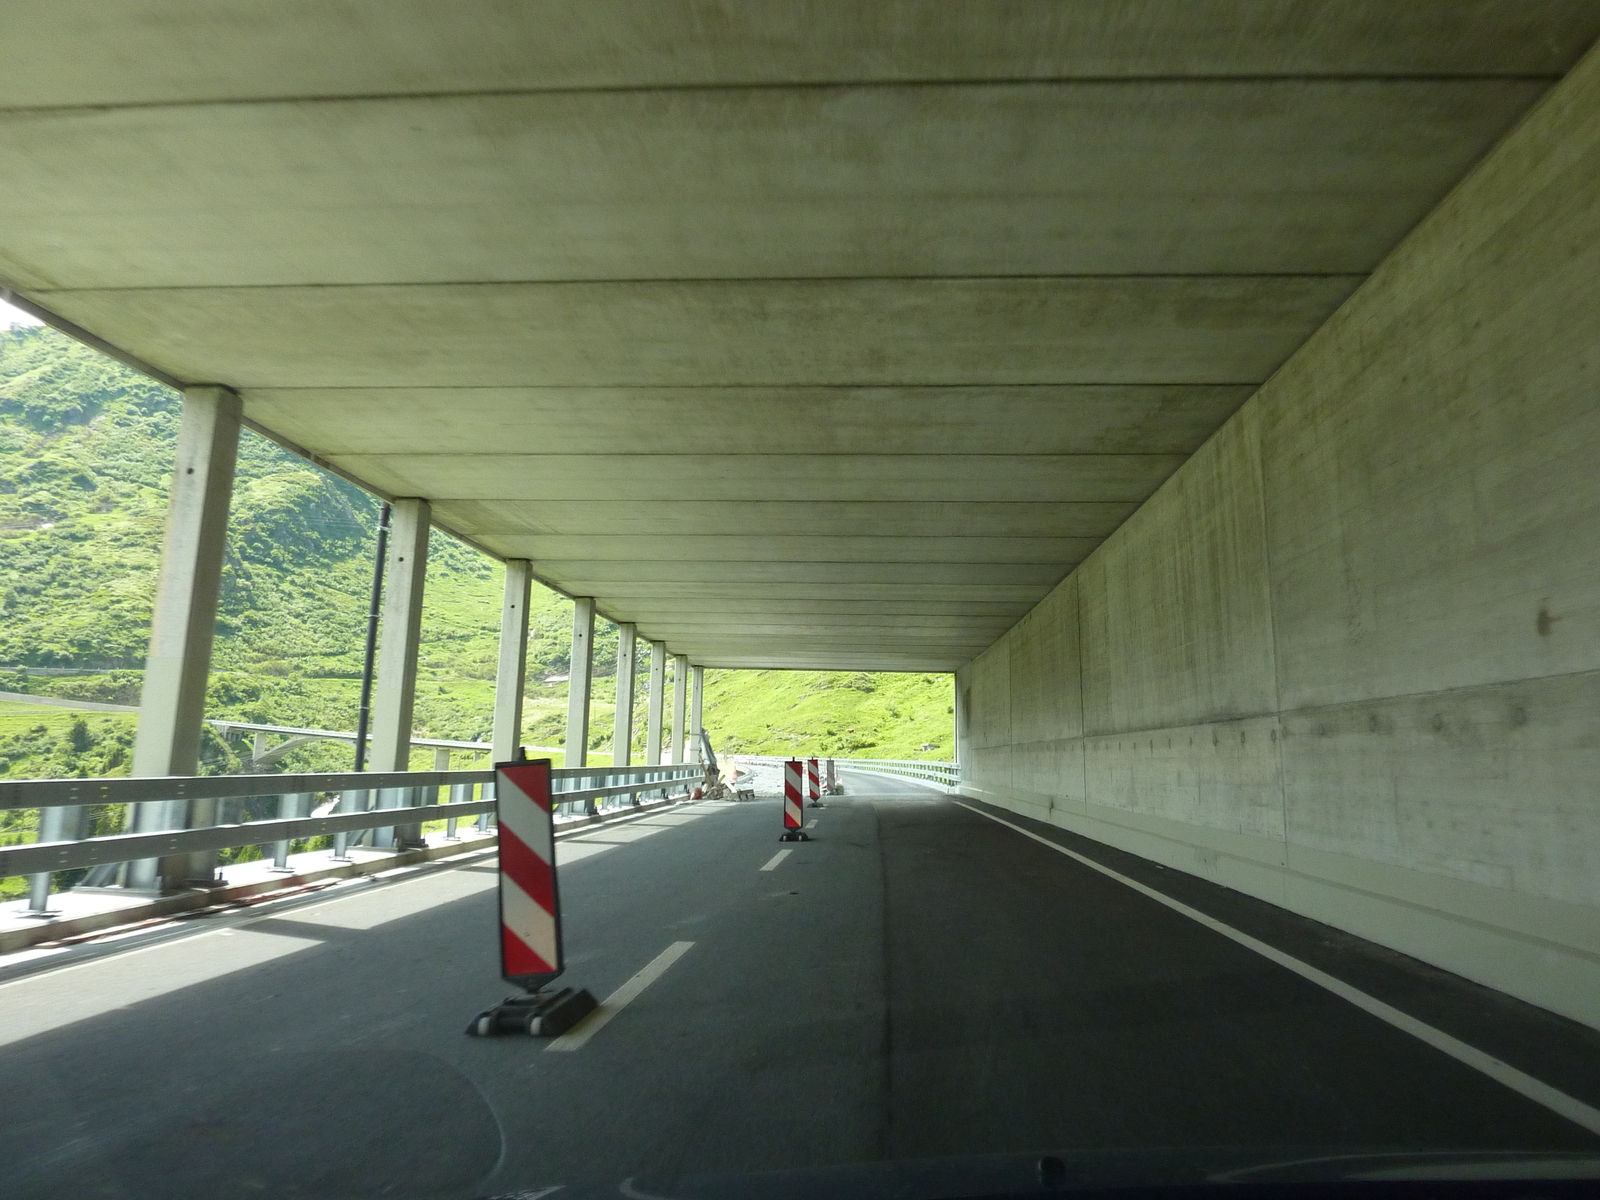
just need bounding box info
[466,986,598,1038]
[779,829,812,842]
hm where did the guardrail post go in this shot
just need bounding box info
[671,653,688,765]
[125,385,242,893]
[332,788,365,858]
[434,747,457,839]
[565,597,595,769]
[613,623,637,768]
[476,751,494,832]
[26,803,78,913]
[270,792,314,871]
[645,640,666,765]
[447,778,468,839]
[372,787,402,849]
[370,497,429,848]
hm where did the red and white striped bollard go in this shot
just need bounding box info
[466,758,598,1037]
[781,759,810,841]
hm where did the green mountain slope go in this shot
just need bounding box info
[0,326,955,784]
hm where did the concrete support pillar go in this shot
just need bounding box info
[645,640,666,766]
[127,385,241,891]
[690,665,705,763]
[492,559,533,765]
[369,498,429,848]
[565,597,595,768]
[672,653,689,765]
[954,676,968,782]
[612,622,637,767]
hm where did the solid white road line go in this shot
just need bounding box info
[760,849,793,872]
[804,819,818,829]
[546,940,695,1052]
[954,801,1600,1137]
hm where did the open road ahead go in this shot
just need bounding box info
[2,772,1598,1199]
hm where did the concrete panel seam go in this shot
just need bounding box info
[1272,663,1600,717]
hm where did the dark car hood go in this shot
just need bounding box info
[486,1147,1600,1200]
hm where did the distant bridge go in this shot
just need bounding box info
[0,693,558,771]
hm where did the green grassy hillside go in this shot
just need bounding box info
[703,670,951,760]
[0,327,954,782]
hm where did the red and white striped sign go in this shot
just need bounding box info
[806,757,820,802]
[495,760,564,988]
[783,760,804,829]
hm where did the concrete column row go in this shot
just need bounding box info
[117,386,705,894]
[560,613,701,769]
[518,593,710,771]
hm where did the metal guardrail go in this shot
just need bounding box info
[733,755,960,790]
[831,758,960,788]
[0,763,703,885]
[3,795,496,877]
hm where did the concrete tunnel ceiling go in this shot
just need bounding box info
[3,2,1599,673]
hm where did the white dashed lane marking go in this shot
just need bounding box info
[546,941,695,1052]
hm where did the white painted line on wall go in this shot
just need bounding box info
[546,940,695,1052]
[760,849,792,872]
[954,801,1600,1137]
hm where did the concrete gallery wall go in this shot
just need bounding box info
[955,44,1600,1030]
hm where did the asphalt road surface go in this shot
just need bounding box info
[2,772,1597,1199]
